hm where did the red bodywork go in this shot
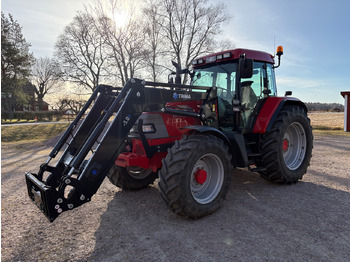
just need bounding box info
[116,101,203,172]
[252,97,302,133]
[117,48,300,171]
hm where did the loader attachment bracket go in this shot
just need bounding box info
[25,79,146,222]
[26,172,92,222]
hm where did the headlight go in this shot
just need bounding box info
[142,124,156,133]
[130,124,156,134]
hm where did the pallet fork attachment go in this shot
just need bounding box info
[25,78,213,222]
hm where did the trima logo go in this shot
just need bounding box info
[173,93,191,99]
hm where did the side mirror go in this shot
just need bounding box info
[171,61,191,84]
[239,58,253,78]
[171,61,182,84]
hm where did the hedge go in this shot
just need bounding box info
[1,111,64,122]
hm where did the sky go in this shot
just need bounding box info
[2,0,350,104]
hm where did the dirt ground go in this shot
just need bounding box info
[1,133,350,262]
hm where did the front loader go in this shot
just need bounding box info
[26,46,313,222]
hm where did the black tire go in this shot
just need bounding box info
[259,106,313,183]
[107,165,158,190]
[158,134,233,218]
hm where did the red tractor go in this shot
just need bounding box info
[26,46,313,222]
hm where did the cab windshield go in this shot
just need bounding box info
[191,62,237,100]
[191,61,277,100]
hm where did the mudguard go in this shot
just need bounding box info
[252,97,307,133]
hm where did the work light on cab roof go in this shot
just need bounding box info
[192,52,232,65]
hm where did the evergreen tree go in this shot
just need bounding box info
[1,12,34,112]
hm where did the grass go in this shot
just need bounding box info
[312,129,350,137]
[1,119,37,124]
[308,112,350,137]
[1,112,348,144]
[1,123,69,143]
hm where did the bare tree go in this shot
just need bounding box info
[142,0,168,82]
[31,57,62,110]
[53,0,232,90]
[149,0,232,83]
[55,11,108,93]
[56,97,87,114]
[94,0,146,86]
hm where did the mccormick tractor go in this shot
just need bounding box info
[26,46,313,222]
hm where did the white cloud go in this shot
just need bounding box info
[277,77,322,89]
[276,76,346,104]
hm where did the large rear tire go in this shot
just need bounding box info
[259,106,313,183]
[158,134,233,218]
[107,165,158,190]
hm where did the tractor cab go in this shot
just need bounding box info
[191,48,279,131]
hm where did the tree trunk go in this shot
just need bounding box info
[37,95,44,111]
[4,96,14,119]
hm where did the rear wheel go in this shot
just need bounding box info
[259,106,313,183]
[158,134,232,218]
[108,165,158,190]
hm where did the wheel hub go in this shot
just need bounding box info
[190,154,224,205]
[283,122,307,170]
[283,138,289,152]
[194,169,207,185]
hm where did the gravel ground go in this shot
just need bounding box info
[1,134,350,261]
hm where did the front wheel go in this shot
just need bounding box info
[107,165,158,190]
[259,106,313,183]
[158,134,233,218]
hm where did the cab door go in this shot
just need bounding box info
[240,62,277,129]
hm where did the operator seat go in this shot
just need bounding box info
[241,81,257,126]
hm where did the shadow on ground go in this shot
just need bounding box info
[89,168,350,261]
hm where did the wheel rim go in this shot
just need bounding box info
[190,153,224,204]
[282,122,307,170]
[126,166,152,179]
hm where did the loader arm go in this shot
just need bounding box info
[25,78,213,222]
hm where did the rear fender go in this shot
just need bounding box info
[252,97,307,133]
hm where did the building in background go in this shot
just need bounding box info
[341,91,350,132]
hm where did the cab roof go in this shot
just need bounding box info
[192,48,274,67]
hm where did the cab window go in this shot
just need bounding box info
[266,64,277,96]
[191,62,237,100]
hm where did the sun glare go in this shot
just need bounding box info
[113,10,129,28]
